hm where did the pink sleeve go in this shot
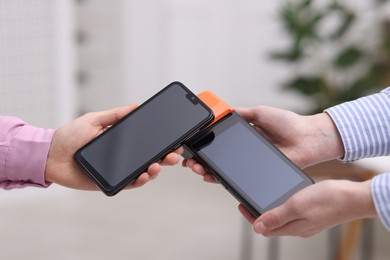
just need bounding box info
[0,116,54,189]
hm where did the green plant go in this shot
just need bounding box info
[271,0,390,114]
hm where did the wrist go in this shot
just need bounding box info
[348,180,377,219]
[305,113,345,164]
[326,180,377,222]
[44,130,59,184]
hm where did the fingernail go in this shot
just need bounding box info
[254,221,267,233]
[186,160,194,168]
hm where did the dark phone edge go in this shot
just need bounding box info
[74,151,116,195]
[183,111,314,217]
[182,143,261,218]
[182,113,261,217]
[74,81,214,196]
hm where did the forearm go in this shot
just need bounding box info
[0,116,54,189]
[322,88,390,230]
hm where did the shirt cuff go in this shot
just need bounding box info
[324,91,390,162]
[372,173,390,231]
[2,124,54,189]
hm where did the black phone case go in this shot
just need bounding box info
[75,82,214,196]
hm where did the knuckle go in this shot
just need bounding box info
[285,197,301,215]
[264,213,282,229]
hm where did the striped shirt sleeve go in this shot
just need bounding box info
[325,88,390,162]
[325,87,390,231]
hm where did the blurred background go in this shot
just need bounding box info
[1,0,390,259]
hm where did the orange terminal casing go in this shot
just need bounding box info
[181,90,233,160]
[197,91,233,126]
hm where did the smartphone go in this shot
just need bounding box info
[75,82,214,196]
[183,93,313,217]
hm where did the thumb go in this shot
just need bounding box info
[253,203,296,234]
[234,107,256,123]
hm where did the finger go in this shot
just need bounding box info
[184,158,197,168]
[146,163,161,178]
[184,159,216,182]
[127,163,162,189]
[203,174,219,184]
[182,159,188,167]
[238,204,256,224]
[174,146,184,155]
[94,104,138,127]
[191,163,209,176]
[259,219,315,238]
[157,147,184,166]
[234,107,258,123]
[128,172,150,189]
[253,203,298,234]
[160,152,180,166]
[234,107,271,139]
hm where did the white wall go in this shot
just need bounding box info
[122,0,310,111]
[75,0,316,112]
[0,0,76,128]
[76,0,127,114]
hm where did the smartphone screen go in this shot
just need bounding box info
[75,82,214,196]
[187,112,313,217]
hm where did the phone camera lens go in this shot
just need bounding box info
[187,94,198,104]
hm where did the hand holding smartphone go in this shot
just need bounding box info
[74,82,214,196]
[183,91,314,217]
